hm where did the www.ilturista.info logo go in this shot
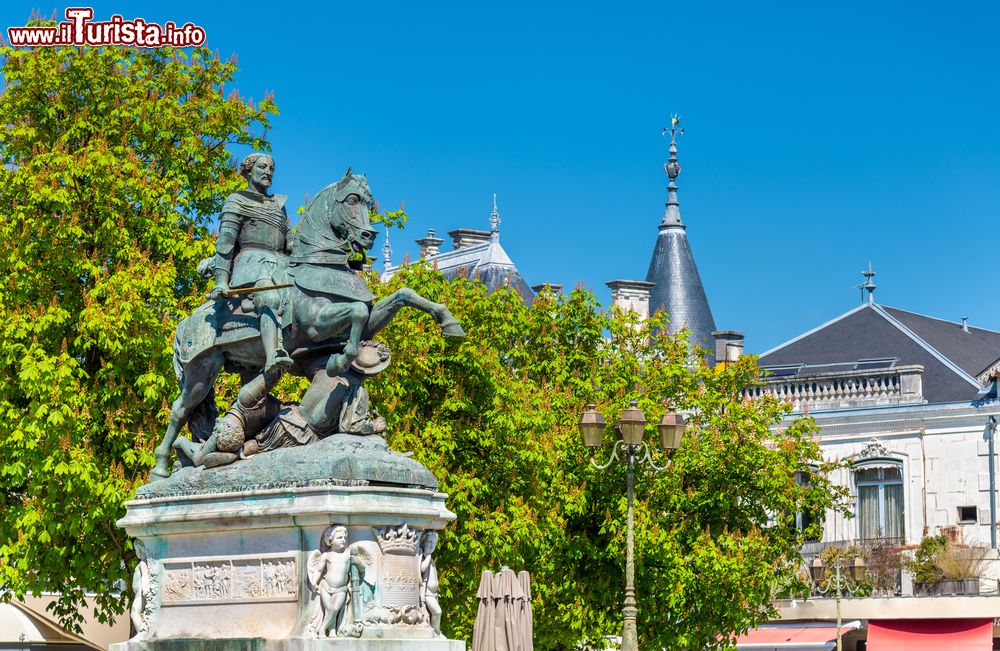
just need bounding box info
[7,8,206,47]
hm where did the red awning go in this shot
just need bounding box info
[867,619,993,651]
[735,623,858,648]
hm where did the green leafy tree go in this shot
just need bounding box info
[367,265,847,650]
[0,37,275,629]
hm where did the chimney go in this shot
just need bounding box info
[532,283,563,296]
[448,228,491,250]
[712,331,745,365]
[606,280,654,320]
[962,317,970,333]
[415,229,444,258]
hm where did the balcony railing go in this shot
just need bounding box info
[794,538,992,599]
[797,539,901,598]
[745,365,925,412]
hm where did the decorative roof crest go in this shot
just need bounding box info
[856,437,891,459]
[490,193,500,233]
[382,230,392,270]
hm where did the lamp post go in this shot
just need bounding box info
[578,399,684,651]
[809,555,866,651]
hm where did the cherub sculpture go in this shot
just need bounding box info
[129,539,154,637]
[307,525,372,638]
[420,531,442,636]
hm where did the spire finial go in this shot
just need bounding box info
[660,114,685,228]
[382,230,392,270]
[860,262,877,304]
[490,193,500,233]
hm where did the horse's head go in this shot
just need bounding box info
[329,167,377,256]
[298,167,378,266]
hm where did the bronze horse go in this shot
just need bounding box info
[150,171,463,480]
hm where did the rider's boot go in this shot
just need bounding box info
[261,312,293,375]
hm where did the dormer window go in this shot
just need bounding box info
[762,365,802,379]
[854,358,897,371]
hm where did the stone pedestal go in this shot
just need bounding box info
[113,435,464,651]
[114,642,463,651]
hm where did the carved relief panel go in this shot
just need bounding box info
[161,553,297,605]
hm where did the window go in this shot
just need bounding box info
[855,463,904,542]
[958,506,978,524]
[793,470,821,542]
[762,365,802,378]
[854,358,897,371]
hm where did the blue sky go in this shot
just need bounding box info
[5,1,1000,352]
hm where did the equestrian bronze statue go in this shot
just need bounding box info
[150,160,463,481]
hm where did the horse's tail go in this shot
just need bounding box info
[173,328,218,443]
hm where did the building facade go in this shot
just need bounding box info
[755,294,1000,550]
[740,284,1000,650]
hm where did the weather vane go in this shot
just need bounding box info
[662,114,684,143]
[855,262,877,304]
[662,114,683,181]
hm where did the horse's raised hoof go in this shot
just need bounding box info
[440,316,465,337]
[202,452,239,468]
[326,352,352,377]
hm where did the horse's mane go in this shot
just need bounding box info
[302,182,339,219]
[300,170,371,223]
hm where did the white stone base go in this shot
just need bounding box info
[111,637,465,651]
[120,481,462,649]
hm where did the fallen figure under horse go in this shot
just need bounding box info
[150,169,463,481]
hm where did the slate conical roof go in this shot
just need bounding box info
[645,120,717,358]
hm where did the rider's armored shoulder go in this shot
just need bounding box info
[221,192,251,220]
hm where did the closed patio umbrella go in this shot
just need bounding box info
[517,570,533,651]
[494,567,525,651]
[472,570,495,651]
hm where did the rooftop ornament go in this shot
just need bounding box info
[659,115,684,228]
[856,262,877,305]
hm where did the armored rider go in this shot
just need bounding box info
[207,153,293,374]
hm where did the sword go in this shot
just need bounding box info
[224,283,292,298]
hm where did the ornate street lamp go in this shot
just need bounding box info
[657,410,685,453]
[579,404,606,450]
[810,555,867,651]
[579,399,684,651]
